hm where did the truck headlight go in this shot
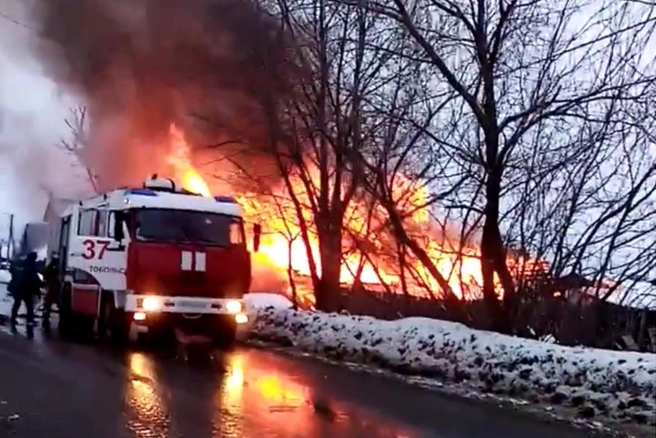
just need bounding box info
[142,296,162,312]
[225,300,242,314]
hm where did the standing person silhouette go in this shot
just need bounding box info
[10,252,42,328]
[42,253,60,327]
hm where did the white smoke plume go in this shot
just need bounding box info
[0,1,86,239]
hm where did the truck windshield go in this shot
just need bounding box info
[134,209,244,247]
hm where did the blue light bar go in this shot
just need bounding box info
[127,188,158,196]
[214,195,238,203]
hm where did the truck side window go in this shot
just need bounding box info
[77,210,97,236]
[108,211,130,238]
[77,209,109,237]
[108,212,116,238]
[96,210,108,237]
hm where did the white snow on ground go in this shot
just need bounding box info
[248,304,656,427]
[244,293,293,310]
[0,270,10,284]
[238,293,294,338]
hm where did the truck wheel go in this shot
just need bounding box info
[102,299,129,344]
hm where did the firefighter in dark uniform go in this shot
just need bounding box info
[42,253,60,327]
[9,252,42,327]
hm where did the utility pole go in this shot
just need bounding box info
[7,213,13,259]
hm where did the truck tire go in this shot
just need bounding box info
[101,299,129,344]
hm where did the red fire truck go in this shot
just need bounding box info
[48,176,261,346]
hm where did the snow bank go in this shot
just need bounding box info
[0,270,10,284]
[244,293,293,310]
[237,293,293,338]
[250,307,656,426]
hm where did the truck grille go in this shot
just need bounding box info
[141,274,226,298]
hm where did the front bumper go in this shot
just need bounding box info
[125,294,245,315]
[123,294,248,334]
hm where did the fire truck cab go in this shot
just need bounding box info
[50,176,261,346]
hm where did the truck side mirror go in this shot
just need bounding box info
[113,212,125,241]
[253,223,262,252]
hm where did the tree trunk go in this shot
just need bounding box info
[637,309,648,352]
[317,242,341,312]
[315,222,342,312]
[480,165,515,334]
[287,238,298,310]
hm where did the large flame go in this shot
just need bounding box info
[168,124,212,197]
[164,123,546,302]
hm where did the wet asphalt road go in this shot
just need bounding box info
[0,321,612,438]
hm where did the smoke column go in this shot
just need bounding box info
[30,0,300,191]
[0,1,85,237]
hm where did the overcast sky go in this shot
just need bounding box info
[0,0,81,241]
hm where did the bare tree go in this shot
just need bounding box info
[501,92,656,343]
[349,65,474,320]
[357,0,656,333]
[60,106,99,194]
[208,0,420,311]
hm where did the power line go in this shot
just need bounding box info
[0,10,37,33]
[0,8,53,44]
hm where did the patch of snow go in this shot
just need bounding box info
[250,308,656,427]
[237,293,294,339]
[539,334,557,344]
[0,270,10,284]
[244,293,293,310]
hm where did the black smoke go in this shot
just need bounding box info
[31,0,301,192]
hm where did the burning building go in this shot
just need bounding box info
[27,0,550,307]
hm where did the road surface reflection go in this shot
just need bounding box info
[0,320,609,438]
[213,350,418,438]
[121,348,419,438]
[125,353,170,437]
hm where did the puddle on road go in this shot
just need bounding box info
[125,353,171,438]
[213,351,421,438]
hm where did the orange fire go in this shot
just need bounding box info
[168,124,212,197]
[164,123,546,301]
